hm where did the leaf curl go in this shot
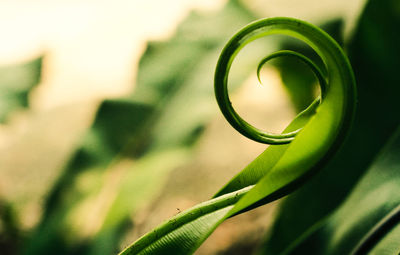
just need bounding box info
[120,17,357,255]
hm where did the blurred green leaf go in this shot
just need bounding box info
[23,1,259,254]
[369,219,400,254]
[0,57,42,122]
[281,126,400,254]
[0,201,20,255]
[258,0,400,253]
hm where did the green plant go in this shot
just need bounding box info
[2,0,399,254]
[119,17,358,255]
[0,57,42,122]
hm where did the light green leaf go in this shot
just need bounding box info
[120,17,356,255]
[0,57,42,122]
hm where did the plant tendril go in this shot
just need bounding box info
[214,18,353,145]
[120,17,357,255]
[254,49,328,141]
[256,50,327,98]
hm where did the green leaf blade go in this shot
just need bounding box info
[120,186,252,255]
[122,16,356,255]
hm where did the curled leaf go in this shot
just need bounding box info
[120,17,356,255]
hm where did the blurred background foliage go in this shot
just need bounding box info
[1,0,399,254]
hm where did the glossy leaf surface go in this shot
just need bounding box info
[121,17,356,255]
[259,0,400,253]
[282,126,400,254]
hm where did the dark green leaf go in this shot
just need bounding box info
[281,126,400,254]
[259,0,400,253]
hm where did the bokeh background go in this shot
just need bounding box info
[1,0,389,254]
